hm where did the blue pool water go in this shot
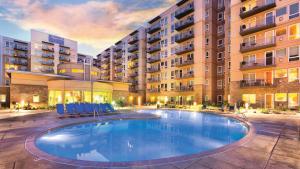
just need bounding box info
[36,110,248,162]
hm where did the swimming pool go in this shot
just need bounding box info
[35,110,248,163]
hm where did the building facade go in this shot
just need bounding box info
[230,0,300,109]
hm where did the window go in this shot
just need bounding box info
[71,69,84,73]
[276,7,287,17]
[275,69,287,78]
[275,93,287,102]
[205,38,209,45]
[205,65,209,72]
[289,24,300,40]
[171,71,174,79]
[242,94,256,104]
[205,24,209,31]
[205,79,209,85]
[218,39,224,47]
[0,95,6,102]
[276,48,286,58]
[243,73,255,81]
[288,68,299,82]
[217,95,223,104]
[205,11,209,18]
[217,0,224,9]
[276,28,286,36]
[217,80,222,89]
[289,46,299,61]
[217,52,223,61]
[33,95,40,103]
[205,95,209,101]
[218,25,224,34]
[171,36,175,44]
[217,12,224,21]
[206,51,209,58]
[289,3,299,19]
[217,66,223,74]
[288,93,299,107]
[171,25,175,33]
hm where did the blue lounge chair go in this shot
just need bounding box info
[76,103,86,116]
[56,104,65,117]
[66,103,76,116]
[106,103,115,112]
[100,103,110,113]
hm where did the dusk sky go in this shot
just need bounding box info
[0,0,177,56]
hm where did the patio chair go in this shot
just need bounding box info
[66,103,76,116]
[100,103,109,113]
[56,104,65,117]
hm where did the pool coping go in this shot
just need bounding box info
[25,111,255,168]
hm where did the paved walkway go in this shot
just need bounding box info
[0,111,299,169]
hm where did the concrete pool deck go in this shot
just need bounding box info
[0,110,299,169]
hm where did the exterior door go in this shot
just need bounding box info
[265,71,273,85]
[265,51,274,65]
[265,30,274,44]
[265,94,274,109]
[265,12,274,25]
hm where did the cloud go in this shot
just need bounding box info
[0,0,177,55]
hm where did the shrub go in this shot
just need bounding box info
[115,99,125,107]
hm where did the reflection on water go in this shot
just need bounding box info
[36,110,248,162]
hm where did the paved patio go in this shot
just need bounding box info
[0,110,299,169]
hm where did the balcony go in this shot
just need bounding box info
[147,77,161,83]
[41,68,54,74]
[101,66,110,70]
[59,56,70,62]
[59,49,70,55]
[9,60,28,66]
[240,58,276,70]
[147,56,161,63]
[128,54,138,61]
[175,3,194,19]
[175,72,194,79]
[14,53,28,59]
[147,44,161,54]
[148,88,160,93]
[102,52,110,58]
[240,16,276,36]
[240,0,276,19]
[129,87,137,93]
[114,60,122,66]
[175,59,194,67]
[175,16,194,31]
[115,45,123,52]
[101,72,110,77]
[175,86,194,92]
[115,68,123,73]
[128,44,139,53]
[115,52,122,59]
[240,79,276,88]
[128,35,139,45]
[101,58,110,64]
[175,44,194,55]
[240,37,276,53]
[41,61,54,66]
[147,67,160,73]
[175,30,194,43]
[129,80,138,85]
[130,63,139,69]
[129,72,138,77]
[147,23,161,34]
[42,53,54,59]
[14,45,28,51]
[148,34,161,44]
[42,46,54,52]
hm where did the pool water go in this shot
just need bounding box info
[36,110,248,162]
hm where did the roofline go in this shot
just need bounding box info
[6,70,72,79]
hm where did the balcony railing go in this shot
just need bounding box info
[147,56,161,63]
[129,79,138,85]
[59,56,70,62]
[14,53,28,59]
[240,36,276,53]
[14,45,28,51]
[9,60,28,66]
[175,3,194,19]
[40,61,54,66]
[240,58,276,70]
[101,58,110,64]
[175,72,194,79]
[175,16,194,31]
[114,52,122,59]
[147,88,160,93]
[128,54,138,61]
[175,86,194,92]
[148,34,161,44]
[101,72,110,77]
[129,72,138,77]
[114,60,122,66]
[41,68,54,74]
[128,35,139,45]
[147,77,161,83]
[102,52,110,58]
[128,45,139,53]
[175,30,194,43]
[130,63,139,69]
[59,49,70,55]
[115,68,123,73]
[147,23,161,34]
[147,44,161,54]
[240,16,276,36]
[240,0,276,19]
[42,53,54,59]
[175,44,194,55]
[240,79,276,88]
[147,67,160,73]
[115,45,123,52]
[114,76,123,81]
[175,59,194,67]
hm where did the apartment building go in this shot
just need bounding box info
[97,27,147,104]
[145,0,231,105]
[0,36,31,108]
[230,0,300,109]
[30,30,78,74]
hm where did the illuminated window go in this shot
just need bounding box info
[276,28,286,36]
[59,69,66,74]
[289,24,300,40]
[275,93,287,102]
[275,69,287,78]
[33,95,40,103]
[71,69,84,73]
[288,93,299,107]
[289,46,299,61]
[289,3,299,19]
[288,68,299,82]
[91,71,98,76]
[0,95,6,102]
[242,94,256,104]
